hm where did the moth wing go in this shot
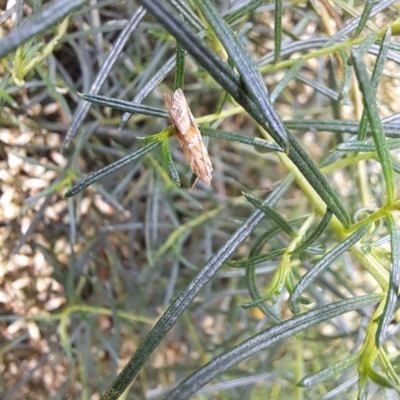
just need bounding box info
[170,89,192,134]
[183,99,213,186]
[164,88,213,188]
[181,130,213,186]
[188,113,213,183]
[186,101,197,126]
[164,93,174,119]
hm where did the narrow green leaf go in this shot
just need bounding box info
[244,271,279,310]
[291,210,332,256]
[161,139,181,186]
[284,119,400,137]
[167,0,205,31]
[100,175,293,400]
[237,22,254,39]
[226,248,286,268]
[303,244,326,255]
[326,60,342,138]
[62,7,147,149]
[297,296,313,305]
[0,88,18,108]
[142,1,242,96]
[347,32,378,66]
[244,249,316,312]
[286,272,313,306]
[10,153,62,173]
[352,49,395,202]
[140,0,350,226]
[392,162,400,175]
[67,197,76,245]
[249,226,282,258]
[358,376,371,400]
[358,28,392,141]
[224,0,269,25]
[198,0,289,150]
[367,366,397,389]
[320,376,359,399]
[120,54,176,129]
[80,93,169,118]
[243,192,297,237]
[249,215,308,257]
[199,126,283,152]
[174,41,186,90]
[378,350,400,386]
[326,0,393,46]
[287,139,350,226]
[299,351,362,387]
[165,294,383,399]
[290,222,371,304]
[376,214,400,347]
[215,90,229,115]
[137,128,174,143]
[274,0,283,64]
[36,64,72,120]
[239,215,305,315]
[0,0,85,58]
[335,139,400,152]
[64,142,160,198]
[338,49,352,100]
[354,0,375,38]
[270,58,304,103]
[13,194,54,255]
[240,290,278,309]
[297,74,352,105]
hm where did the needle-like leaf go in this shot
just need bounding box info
[290,222,371,305]
[140,0,350,226]
[65,142,160,198]
[352,49,395,202]
[101,175,294,400]
[166,294,383,399]
[376,214,400,347]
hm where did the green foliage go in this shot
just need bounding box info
[0,0,84,85]
[2,1,400,399]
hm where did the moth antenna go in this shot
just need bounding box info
[189,176,200,191]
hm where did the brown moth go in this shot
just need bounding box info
[164,89,213,189]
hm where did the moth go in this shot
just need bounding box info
[164,89,213,189]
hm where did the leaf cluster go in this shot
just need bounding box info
[2,1,400,399]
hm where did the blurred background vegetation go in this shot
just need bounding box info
[1,1,400,399]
